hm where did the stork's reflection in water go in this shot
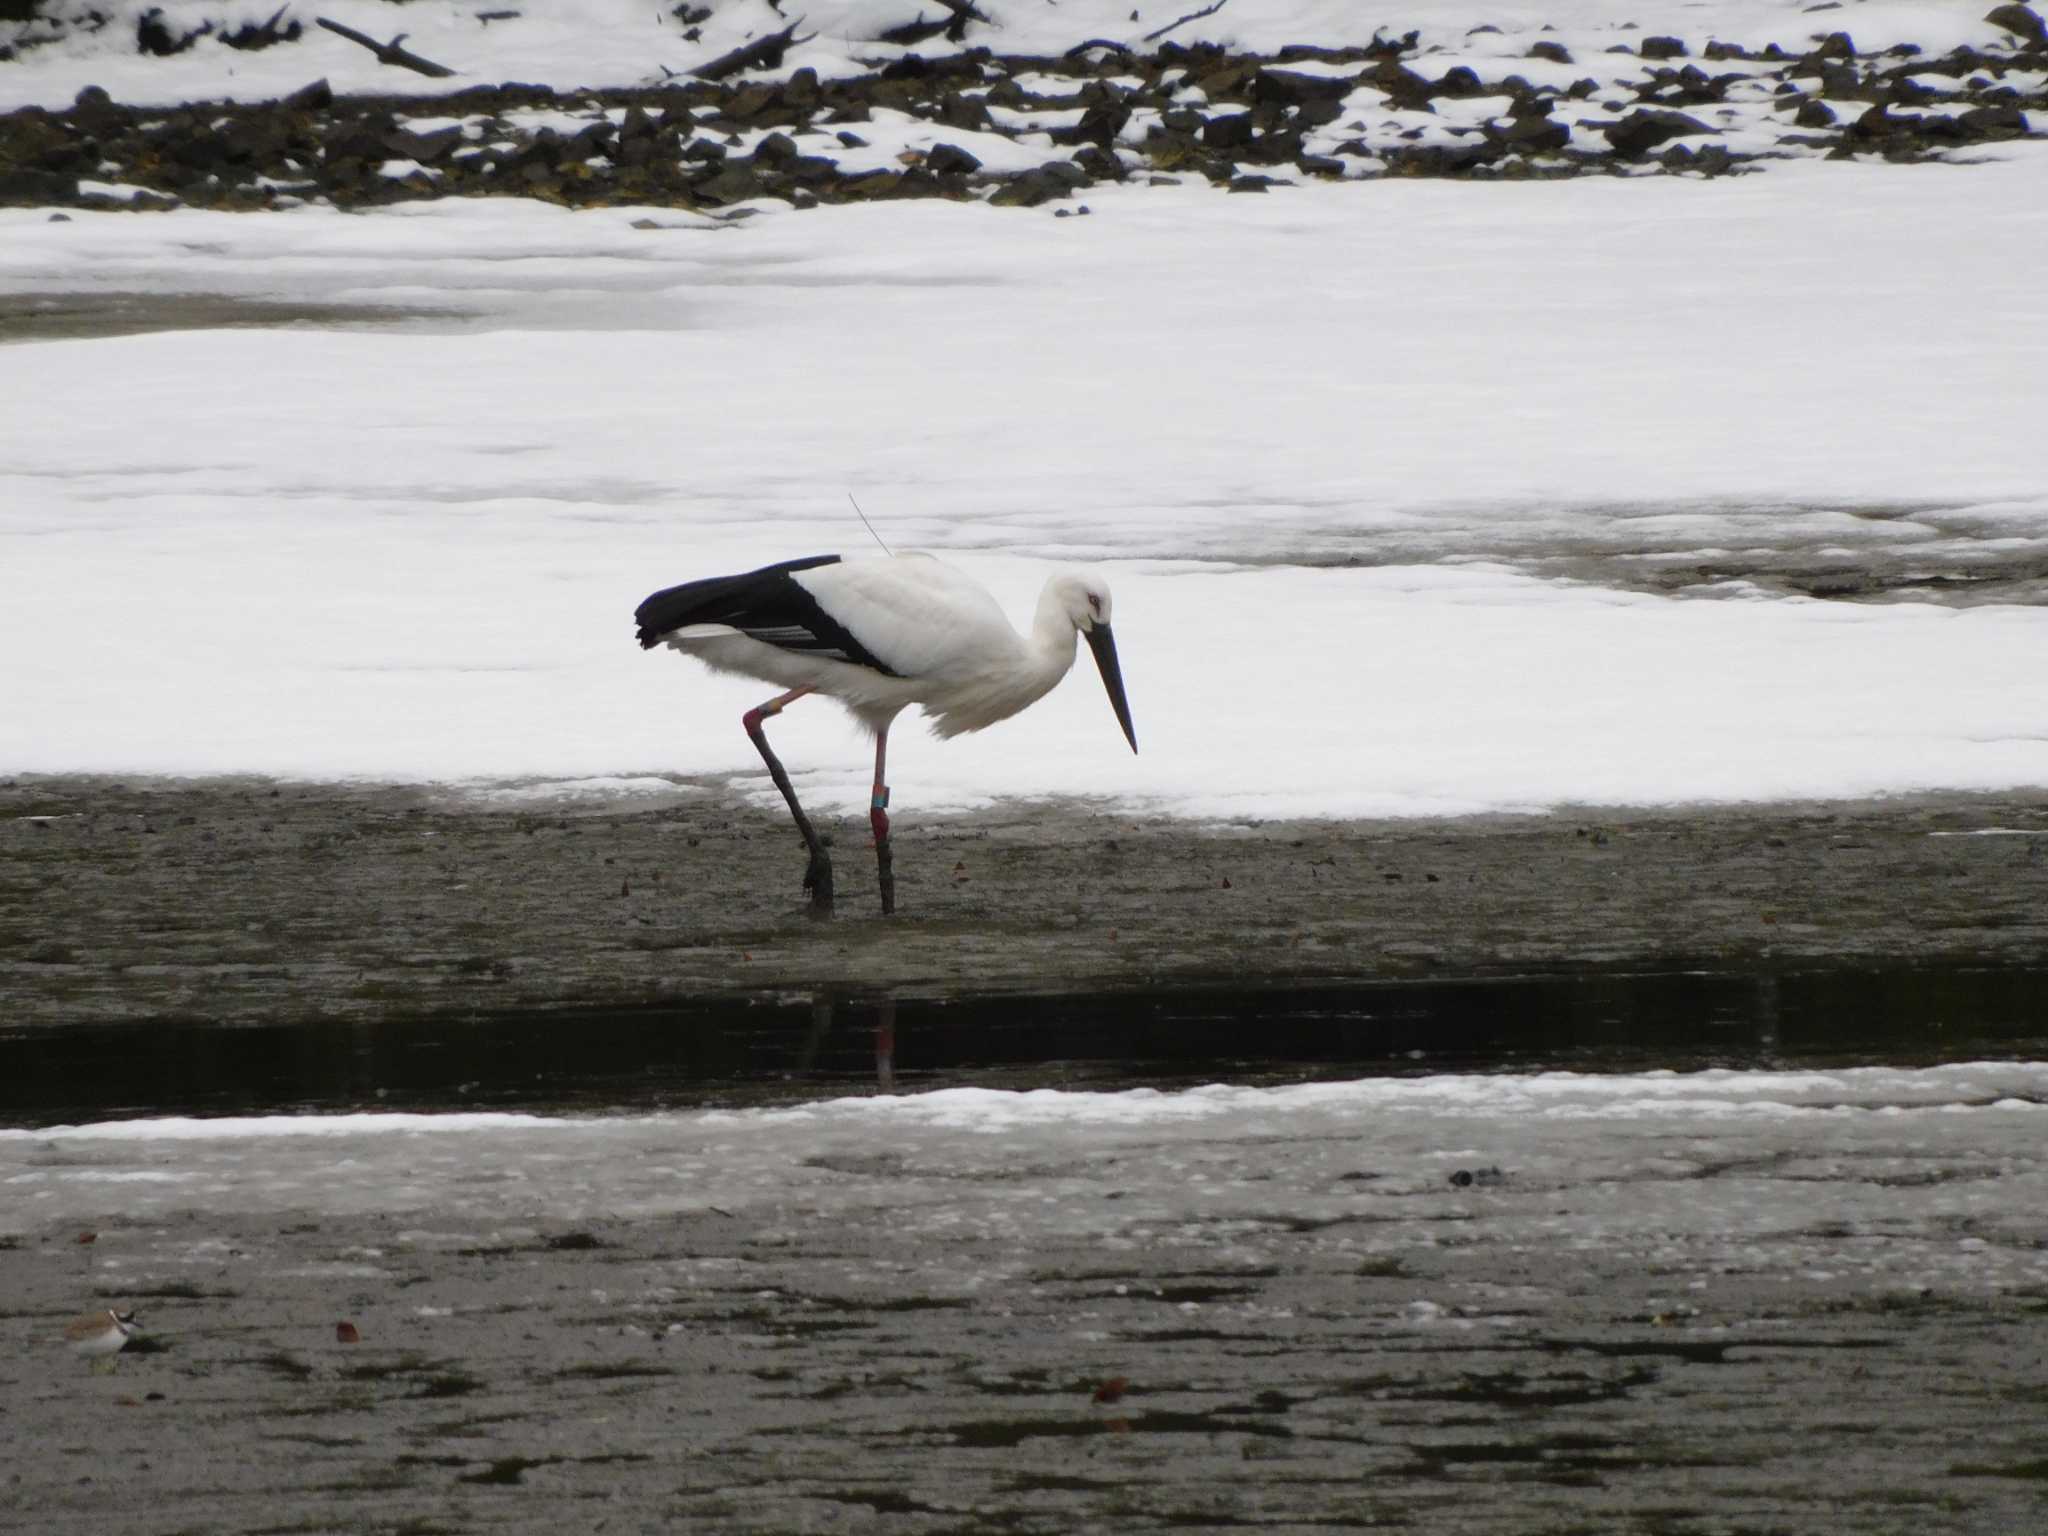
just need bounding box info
[794,991,898,1094]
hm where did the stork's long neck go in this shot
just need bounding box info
[1027,581,1082,691]
[920,579,1081,738]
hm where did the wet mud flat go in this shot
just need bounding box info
[6,775,2048,1034]
[0,290,454,344]
[4,1072,2046,1534]
[6,777,2048,1532]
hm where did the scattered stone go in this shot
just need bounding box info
[0,169,80,205]
[1202,111,1257,151]
[1984,4,2046,45]
[693,163,761,204]
[838,170,901,199]
[1665,142,1736,175]
[924,141,982,175]
[1847,102,1899,142]
[1958,101,2031,136]
[989,159,1087,206]
[1,19,2040,215]
[1368,58,1438,111]
[1450,1166,1508,1188]
[1603,107,1713,155]
[1069,144,1123,180]
[1488,114,1570,153]
[1385,140,1501,175]
[282,78,334,112]
[1065,98,1128,147]
[1252,67,1356,107]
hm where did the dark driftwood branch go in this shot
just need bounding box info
[878,12,951,46]
[219,5,294,51]
[879,0,989,46]
[936,0,991,41]
[1142,0,1228,44]
[315,17,457,78]
[691,18,813,80]
[1064,36,1132,58]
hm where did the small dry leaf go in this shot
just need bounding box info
[1103,1416,1132,1434]
[1760,912,1778,925]
[1092,1376,1128,1405]
[897,149,924,165]
[75,1231,97,1245]
[1220,876,1232,889]
[336,1321,361,1344]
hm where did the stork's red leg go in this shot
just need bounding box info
[871,725,894,916]
[743,686,832,918]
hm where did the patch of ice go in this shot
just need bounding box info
[74,179,155,202]
[451,774,705,806]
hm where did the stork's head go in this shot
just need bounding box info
[1050,573,1136,754]
[1048,573,1113,632]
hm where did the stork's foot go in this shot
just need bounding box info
[802,846,835,919]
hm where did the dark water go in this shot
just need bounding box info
[4,964,2046,1127]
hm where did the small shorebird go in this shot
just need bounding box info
[635,552,1138,917]
[65,1308,140,1367]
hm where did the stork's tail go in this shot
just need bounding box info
[633,554,842,649]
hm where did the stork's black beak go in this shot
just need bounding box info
[1085,623,1138,754]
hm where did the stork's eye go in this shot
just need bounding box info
[1087,594,1102,615]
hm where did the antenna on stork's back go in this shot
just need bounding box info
[848,493,893,557]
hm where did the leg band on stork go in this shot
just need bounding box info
[871,728,894,916]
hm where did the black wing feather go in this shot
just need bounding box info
[633,554,899,675]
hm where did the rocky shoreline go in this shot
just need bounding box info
[3,8,2045,214]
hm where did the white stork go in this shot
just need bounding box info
[635,552,1137,917]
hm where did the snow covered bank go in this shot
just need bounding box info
[7,157,2048,812]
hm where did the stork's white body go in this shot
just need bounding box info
[656,554,1085,738]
